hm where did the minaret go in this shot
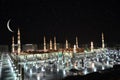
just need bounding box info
[50,39,52,50]
[54,36,57,50]
[91,41,94,52]
[102,32,105,48]
[44,36,47,51]
[17,28,21,54]
[66,40,68,49]
[12,36,15,53]
[73,45,77,53]
[76,36,78,48]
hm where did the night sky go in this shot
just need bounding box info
[0,0,120,46]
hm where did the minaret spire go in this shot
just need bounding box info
[44,36,47,51]
[76,36,78,48]
[91,41,94,52]
[17,28,21,54]
[102,32,105,48]
[12,36,15,53]
[73,45,77,53]
[50,39,52,50]
[66,40,68,49]
[54,36,57,50]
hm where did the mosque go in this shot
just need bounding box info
[11,28,105,56]
[1,28,110,80]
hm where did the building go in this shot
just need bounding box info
[0,45,9,52]
[22,44,38,52]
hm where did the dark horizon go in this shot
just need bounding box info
[0,1,120,46]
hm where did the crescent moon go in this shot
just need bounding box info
[7,19,14,32]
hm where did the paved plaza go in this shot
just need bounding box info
[0,48,120,80]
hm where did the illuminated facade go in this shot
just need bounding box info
[22,44,38,51]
